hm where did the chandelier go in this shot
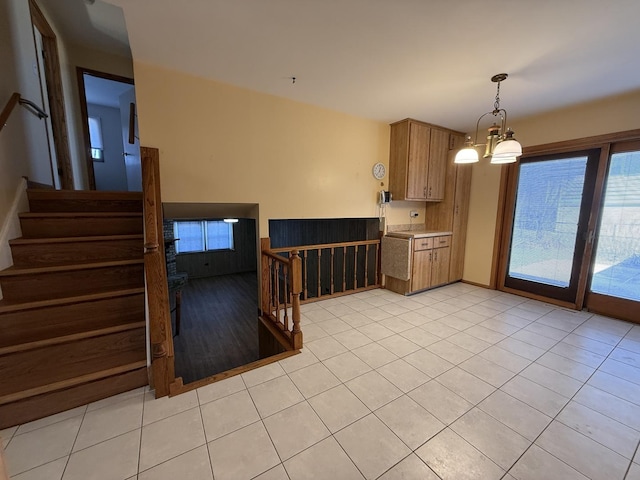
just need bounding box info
[454,73,522,165]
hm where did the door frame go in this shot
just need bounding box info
[494,129,640,313]
[76,67,135,190]
[29,0,74,189]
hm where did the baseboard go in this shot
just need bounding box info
[0,178,28,299]
[461,279,493,289]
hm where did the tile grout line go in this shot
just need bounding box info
[194,388,216,480]
[502,323,634,479]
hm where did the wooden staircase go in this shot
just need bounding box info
[0,189,148,429]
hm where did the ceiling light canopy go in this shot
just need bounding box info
[455,73,522,165]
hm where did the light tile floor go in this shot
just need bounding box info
[3,283,640,480]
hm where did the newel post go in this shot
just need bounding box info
[260,238,271,316]
[289,249,303,350]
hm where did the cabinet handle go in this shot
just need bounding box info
[434,251,438,261]
[455,205,459,215]
[428,187,432,198]
[423,187,427,197]
[439,240,446,244]
[429,253,432,261]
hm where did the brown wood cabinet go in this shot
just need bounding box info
[389,119,456,202]
[425,133,472,282]
[386,234,451,295]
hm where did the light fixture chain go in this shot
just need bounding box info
[494,80,501,112]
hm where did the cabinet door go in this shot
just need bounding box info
[406,122,430,200]
[426,128,449,201]
[411,249,432,291]
[431,246,451,287]
[449,166,472,282]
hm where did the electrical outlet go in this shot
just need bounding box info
[410,211,419,218]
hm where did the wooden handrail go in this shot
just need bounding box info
[0,93,20,133]
[270,239,380,253]
[0,92,48,133]
[141,146,178,397]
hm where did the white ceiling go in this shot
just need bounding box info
[43,0,640,133]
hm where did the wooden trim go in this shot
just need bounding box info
[490,165,511,289]
[76,67,135,190]
[575,145,611,308]
[29,0,73,189]
[586,293,640,324]
[523,129,640,157]
[0,93,21,132]
[141,147,176,398]
[611,139,640,154]
[168,350,299,396]
[270,239,380,253]
[76,68,95,190]
[300,285,380,304]
[461,279,493,289]
[500,285,578,310]
[258,315,295,351]
[390,117,465,136]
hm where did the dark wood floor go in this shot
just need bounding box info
[173,272,260,384]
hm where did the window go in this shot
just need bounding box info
[174,220,234,253]
[88,116,104,161]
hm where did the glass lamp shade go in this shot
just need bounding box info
[492,138,522,159]
[454,147,479,164]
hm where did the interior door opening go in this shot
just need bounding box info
[77,68,140,191]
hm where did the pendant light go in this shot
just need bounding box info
[454,73,522,165]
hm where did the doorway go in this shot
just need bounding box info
[28,0,73,189]
[77,68,141,191]
[498,134,640,323]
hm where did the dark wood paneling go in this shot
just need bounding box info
[174,219,257,278]
[269,218,380,249]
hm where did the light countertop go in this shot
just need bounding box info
[386,230,452,239]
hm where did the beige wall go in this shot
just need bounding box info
[133,62,424,236]
[463,90,640,286]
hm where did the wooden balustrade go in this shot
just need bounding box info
[270,238,381,304]
[260,239,303,350]
[141,147,179,397]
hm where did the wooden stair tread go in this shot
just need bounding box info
[0,258,144,276]
[0,322,146,356]
[27,189,143,199]
[0,361,147,406]
[0,287,145,314]
[9,234,144,245]
[19,212,143,218]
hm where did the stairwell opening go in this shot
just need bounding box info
[162,202,265,385]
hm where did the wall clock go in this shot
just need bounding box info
[372,162,386,180]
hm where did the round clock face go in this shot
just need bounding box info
[372,162,386,180]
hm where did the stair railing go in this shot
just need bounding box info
[141,146,179,397]
[270,238,382,303]
[260,238,303,350]
[1,92,48,133]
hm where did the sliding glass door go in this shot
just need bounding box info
[500,137,639,322]
[503,150,600,302]
[586,143,640,322]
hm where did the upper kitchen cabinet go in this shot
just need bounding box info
[388,119,457,202]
